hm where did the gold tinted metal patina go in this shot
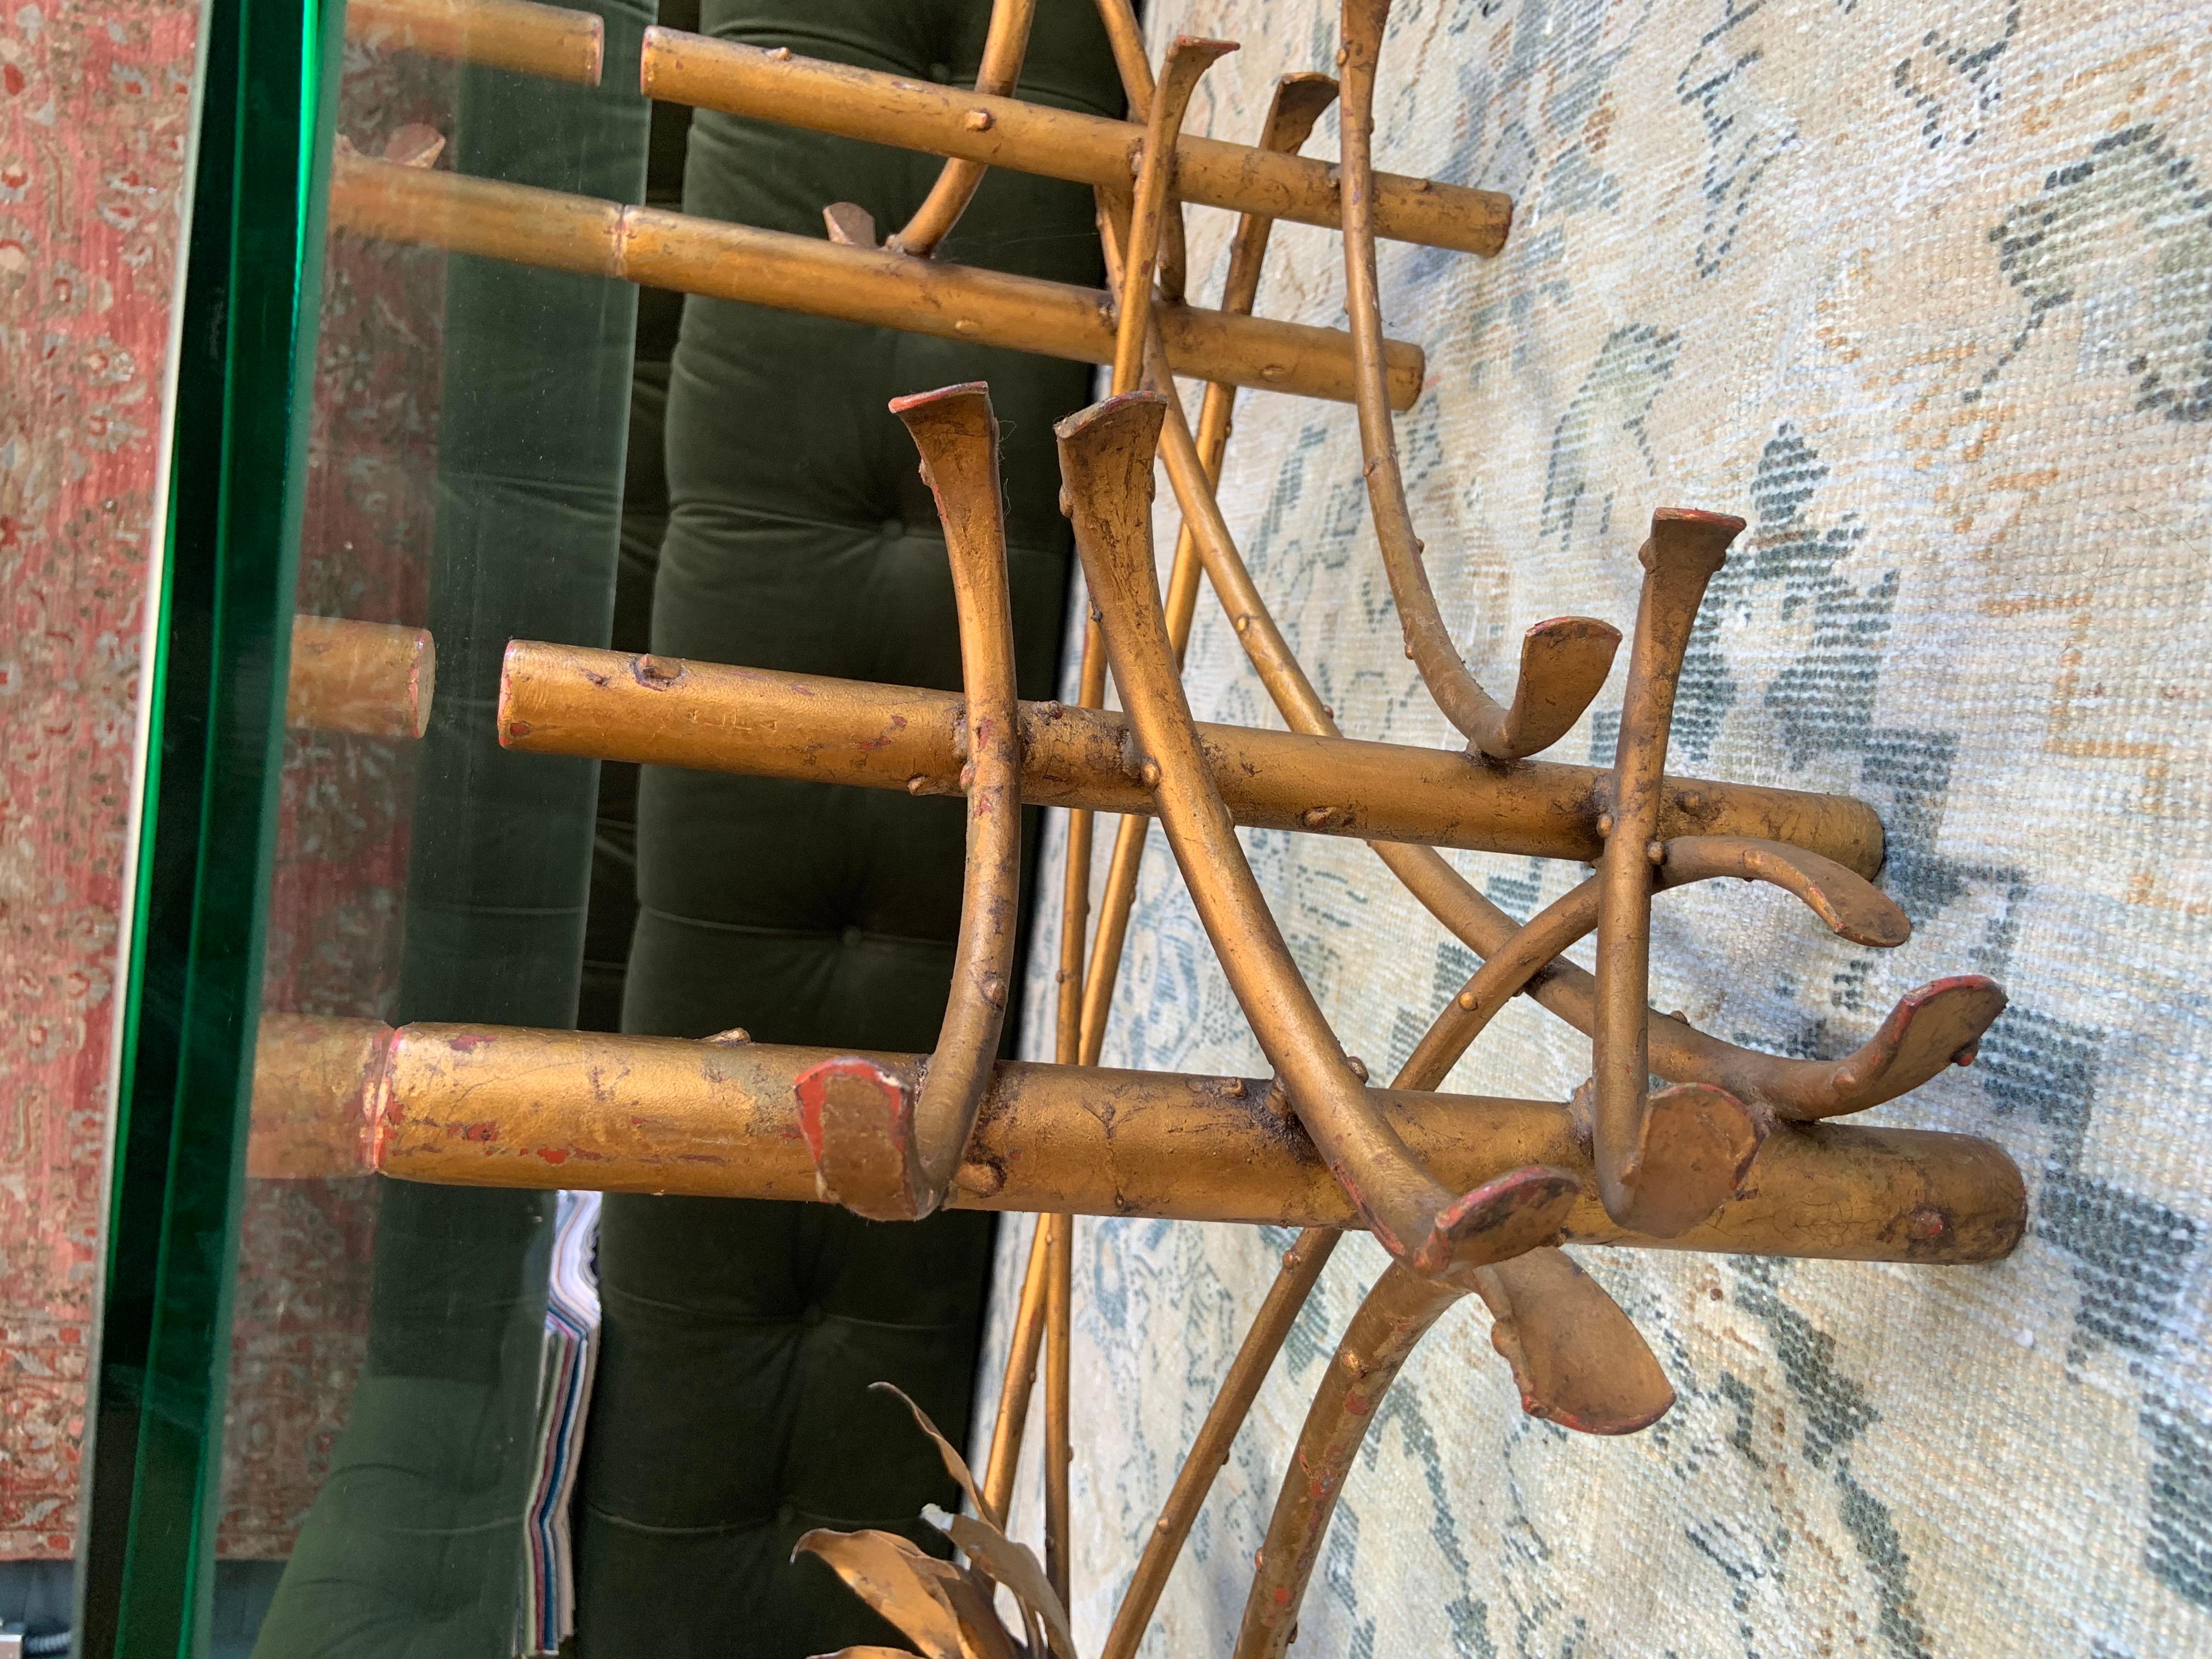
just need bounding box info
[314,2,2026,1649]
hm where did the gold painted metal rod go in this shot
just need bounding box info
[1078,72,1341,1064]
[369,1025,2028,1265]
[1042,1210,1075,1610]
[1092,0,1154,115]
[495,644,1884,874]
[1059,392,1579,1278]
[1594,510,1756,1237]
[638,30,1511,258]
[1234,1262,1463,1659]
[345,0,604,85]
[246,1014,391,1179]
[981,1218,1053,1526]
[889,0,1037,257]
[1338,0,1615,760]
[287,615,435,740]
[802,387,1025,1221]
[1111,38,1235,390]
[326,151,1422,410]
[1097,1230,1340,1659]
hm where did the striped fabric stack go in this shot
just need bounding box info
[523,1190,603,1656]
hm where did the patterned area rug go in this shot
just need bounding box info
[991,2,2212,1654]
[0,0,197,1559]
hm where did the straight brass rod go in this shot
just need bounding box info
[326,152,1424,409]
[637,30,1512,258]
[1042,1211,1075,1609]
[980,1218,1053,1525]
[496,642,1886,874]
[1077,72,1341,1065]
[287,615,435,739]
[346,0,603,86]
[371,1025,2028,1266]
[1097,1230,1340,1659]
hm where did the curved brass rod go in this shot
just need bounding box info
[1079,72,1341,1064]
[1381,840,2003,1119]
[1593,510,1752,1236]
[1057,392,1579,1278]
[1096,867,1669,1657]
[889,0,1037,257]
[1227,1256,1669,1658]
[1402,833,1912,1093]
[800,388,1022,1218]
[1339,0,1617,760]
[1138,330,2001,1120]
[1113,37,1237,393]
[1232,1262,1468,1659]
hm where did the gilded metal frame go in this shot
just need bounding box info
[247,2,2027,1653]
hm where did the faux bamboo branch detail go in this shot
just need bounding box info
[326,151,1423,410]
[493,645,1885,871]
[368,1023,2025,1263]
[637,28,1512,257]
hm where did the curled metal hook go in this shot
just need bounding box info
[800,383,1023,1220]
[1057,391,1579,1279]
[1340,0,1617,760]
[1593,509,1752,1237]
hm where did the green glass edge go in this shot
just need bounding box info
[84,1,346,1654]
